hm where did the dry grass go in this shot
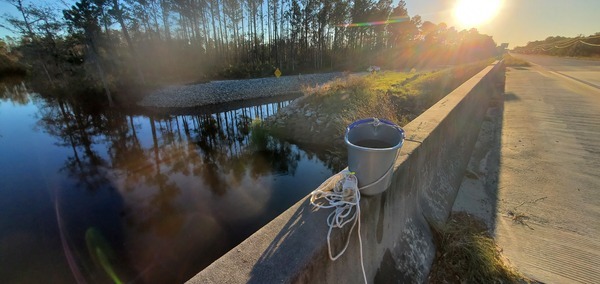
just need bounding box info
[428,212,528,284]
[266,60,493,151]
[302,73,409,130]
[300,60,491,130]
[503,54,531,67]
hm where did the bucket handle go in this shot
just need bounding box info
[346,118,404,134]
[358,150,399,192]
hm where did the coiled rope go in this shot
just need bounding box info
[309,147,398,284]
[310,170,367,284]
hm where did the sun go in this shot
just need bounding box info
[454,0,502,28]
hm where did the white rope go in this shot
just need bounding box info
[308,151,398,284]
[310,170,367,284]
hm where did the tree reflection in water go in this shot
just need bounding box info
[1,81,30,105]
[28,92,336,283]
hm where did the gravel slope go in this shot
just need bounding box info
[138,72,343,108]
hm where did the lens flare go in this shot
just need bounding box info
[454,0,502,28]
[339,16,409,27]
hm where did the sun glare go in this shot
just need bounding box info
[454,0,502,28]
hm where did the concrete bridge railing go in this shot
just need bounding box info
[187,60,506,284]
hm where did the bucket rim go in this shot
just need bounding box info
[344,118,405,151]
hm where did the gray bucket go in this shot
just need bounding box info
[345,118,405,196]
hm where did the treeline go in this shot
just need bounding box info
[513,33,600,57]
[1,0,498,105]
[0,39,26,78]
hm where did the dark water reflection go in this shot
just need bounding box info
[0,84,338,283]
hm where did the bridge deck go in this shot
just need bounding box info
[495,61,600,283]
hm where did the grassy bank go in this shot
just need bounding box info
[306,59,492,127]
[267,59,493,150]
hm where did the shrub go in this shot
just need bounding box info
[502,54,531,67]
[249,118,270,151]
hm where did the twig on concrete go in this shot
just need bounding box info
[504,211,534,230]
[513,196,547,211]
[503,197,546,230]
[507,212,534,230]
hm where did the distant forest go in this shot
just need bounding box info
[513,34,600,57]
[0,0,499,104]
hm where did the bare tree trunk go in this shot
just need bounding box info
[251,3,258,63]
[232,18,239,58]
[12,0,55,86]
[210,0,220,54]
[112,0,146,84]
[267,0,272,64]
[160,0,171,41]
[278,0,283,67]
[191,9,200,44]
[179,13,188,40]
[151,1,162,41]
[239,6,245,58]
[201,10,209,54]
[218,0,228,62]
[260,0,265,62]
[88,32,114,107]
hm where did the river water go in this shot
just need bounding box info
[0,83,337,283]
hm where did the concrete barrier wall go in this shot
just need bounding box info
[187,60,506,284]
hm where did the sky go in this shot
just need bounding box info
[404,0,600,47]
[1,0,600,48]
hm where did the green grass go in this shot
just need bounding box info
[368,71,414,92]
[428,212,528,284]
[249,118,270,150]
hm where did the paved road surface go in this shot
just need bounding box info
[496,54,600,283]
[512,53,600,88]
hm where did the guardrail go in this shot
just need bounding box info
[187,60,506,284]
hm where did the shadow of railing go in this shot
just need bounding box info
[452,76,507,234]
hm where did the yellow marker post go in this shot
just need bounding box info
[274,68,282,78]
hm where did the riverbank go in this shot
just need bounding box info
[138,72,344,108]
[265,60,493,152]
[136,60,492,152]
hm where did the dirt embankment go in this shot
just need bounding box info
[266,97,347,150]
